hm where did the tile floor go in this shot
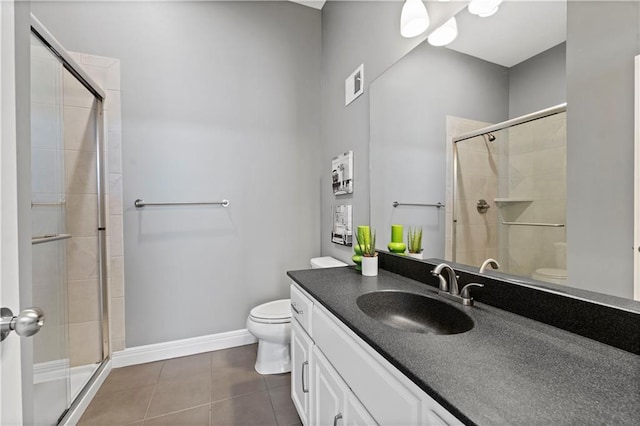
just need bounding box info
[79,344,301,425]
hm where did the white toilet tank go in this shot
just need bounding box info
[310,256,348,269]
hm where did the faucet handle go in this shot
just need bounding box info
[459,283,484,306]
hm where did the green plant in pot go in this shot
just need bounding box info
[352,225,371,271]
[406,226,423,260]
[356,227,378,276]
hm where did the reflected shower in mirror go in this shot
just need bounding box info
[451,108,567,285]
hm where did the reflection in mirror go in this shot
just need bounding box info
[451,108,566,285]
[370,0,640,302]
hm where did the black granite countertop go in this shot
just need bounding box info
[287,266,640,426]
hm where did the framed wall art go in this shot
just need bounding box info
[331,204,353,246]
[332,151,354,195]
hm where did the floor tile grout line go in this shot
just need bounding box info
[143,402,211,422]
[210,385,269,405]
[266,382,281,426]
[142,361,165,420]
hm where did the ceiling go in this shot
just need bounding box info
[287,1,567,68]
[443,1,567,68]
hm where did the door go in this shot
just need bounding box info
[344,392,377,426]
[311,347,346,426]
[291,320,313,424]
[1,1,26,423]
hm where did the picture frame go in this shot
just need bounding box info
[332,151,354,195]
[331,204,353,246]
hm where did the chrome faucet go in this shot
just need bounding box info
[479,258,500,274]
[432,262,484,306]
[432,263,459,295]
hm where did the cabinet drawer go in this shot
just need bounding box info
[291,283,313,335]
[313,305,421,425]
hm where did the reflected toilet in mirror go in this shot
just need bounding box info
[532,242,567,285]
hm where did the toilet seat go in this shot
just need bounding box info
[249,299,291,324]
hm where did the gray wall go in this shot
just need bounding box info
[31,1,322,346]
[509,42,566,118]
[567,1,640,298]
[370,42,508,258]
[320,0,465,264]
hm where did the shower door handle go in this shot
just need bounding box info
[0,307,45,342]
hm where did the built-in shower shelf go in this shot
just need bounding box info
[494,198,533,205]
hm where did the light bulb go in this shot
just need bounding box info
[400,0,430,38]
[468,0,504,18]
[428,17,458,47]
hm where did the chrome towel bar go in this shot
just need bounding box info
[393,201,445,209]
[502,221,564,227]
[31,201,66,207]
[134,199,230,208]
[32,234,72,245]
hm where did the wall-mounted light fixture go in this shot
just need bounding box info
[427,17,458,46]
[400,0,430,38]
[468,0,504,18]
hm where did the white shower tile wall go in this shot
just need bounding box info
[505,112,567,277]
[69,52,125,355]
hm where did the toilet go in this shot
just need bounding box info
[246,256,347,374]
[532,242,567,285]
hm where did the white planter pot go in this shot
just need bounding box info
[406,252,424,260]
[361,256,378,277]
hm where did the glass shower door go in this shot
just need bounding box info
[30,27,106,424]
[30,32,71,425]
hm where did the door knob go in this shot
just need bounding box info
[1,307,45,342]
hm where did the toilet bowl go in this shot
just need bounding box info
[532,242,567,285]
[246,299,292,374]
[247,256,347,375]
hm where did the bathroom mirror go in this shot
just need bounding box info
[370,0,640,302]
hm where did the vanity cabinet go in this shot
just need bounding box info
[290,282,462,426]
[291,284,315,424]
[291,319,312,424]
[311,346,376,426]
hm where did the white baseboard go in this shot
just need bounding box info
[112,329,257,368]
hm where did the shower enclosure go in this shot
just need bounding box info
[452,105,567,281]
[30,19,109,425]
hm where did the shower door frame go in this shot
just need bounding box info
[30,15,112,423]
[450,103,567,269]
[634,55,640,301]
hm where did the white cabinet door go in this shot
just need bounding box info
[311,347,376,426]
[292,320,313,425]
[311,347,347,426]
[344,392,377,426]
